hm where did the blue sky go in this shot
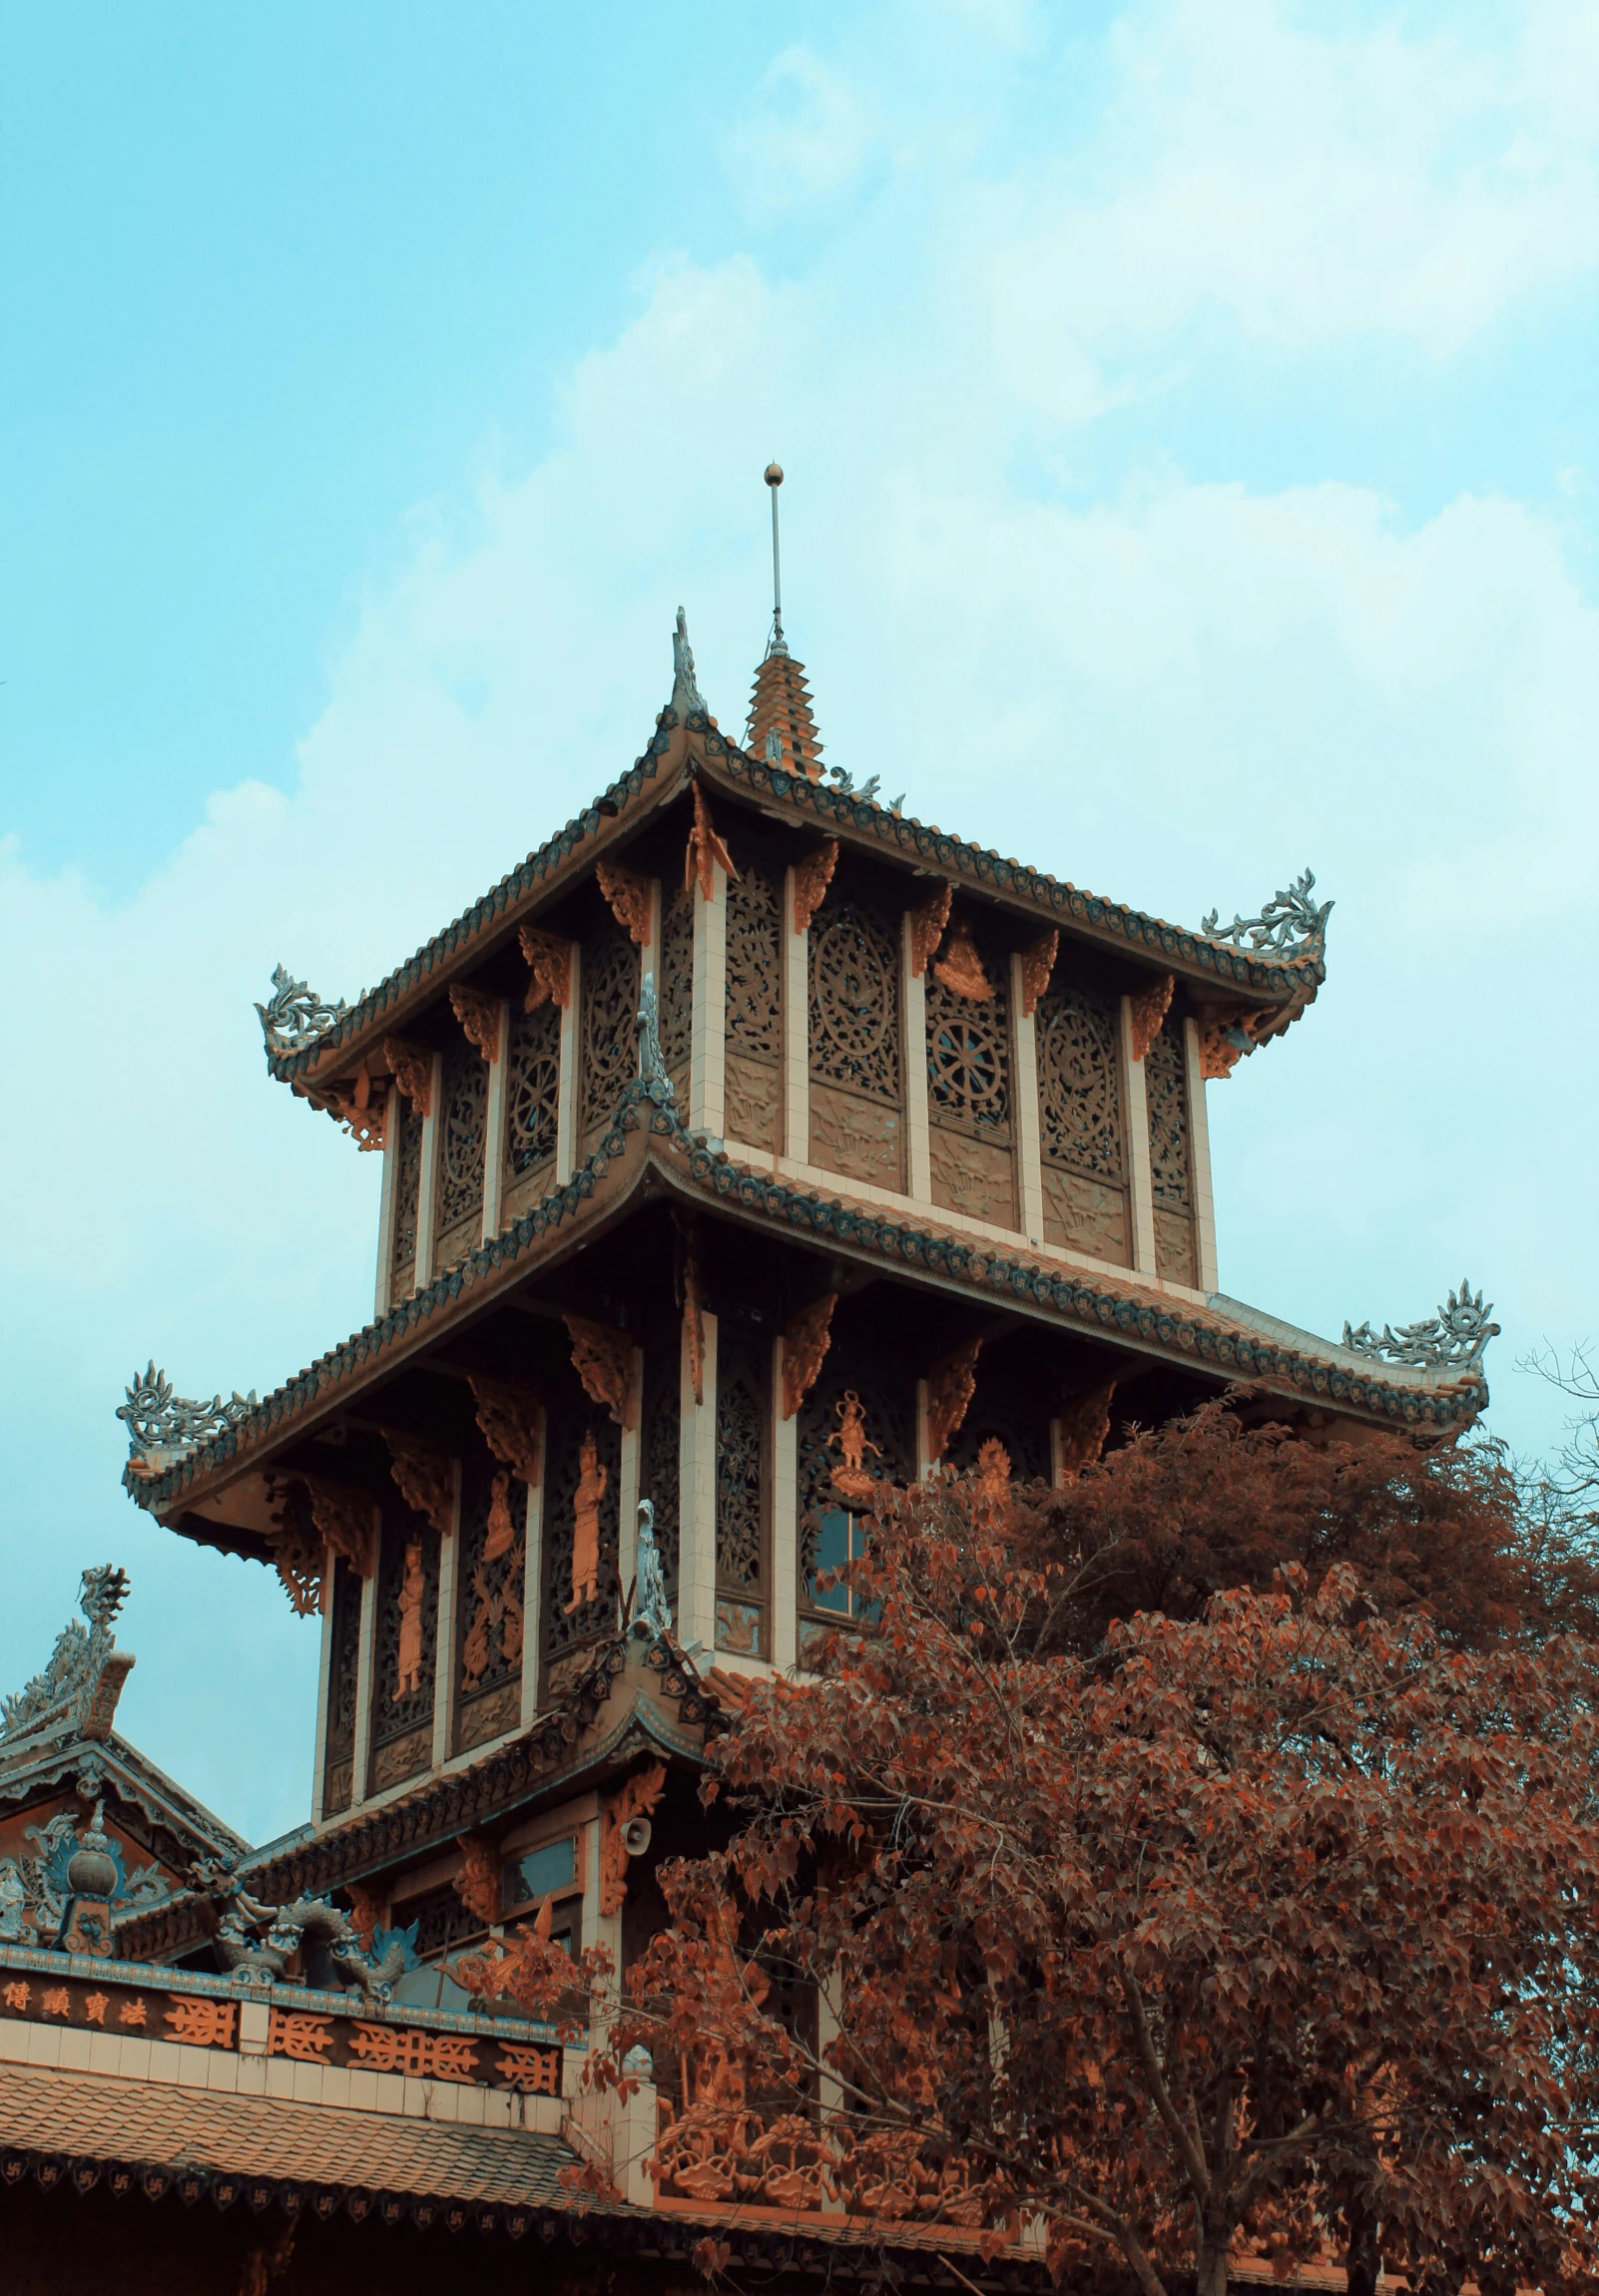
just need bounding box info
[3,0,1597,1841]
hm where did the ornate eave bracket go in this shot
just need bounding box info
[255,963,347,1059]
[1342,1279,1499,1375]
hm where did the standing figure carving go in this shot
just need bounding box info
[566,1433,608,1613]
[393,1539,426,1698]
[632,1500,673,1640]
[827,1389,882,1508]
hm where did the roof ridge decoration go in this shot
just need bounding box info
[1342,1279,1499,1373]
[255,963,347,1057]
[118,1363,259,1476]
[2,1568,133,1748]
[1201,867,1332,956]
[671,607,706,717]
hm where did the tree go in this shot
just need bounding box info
[468,1412,1599,2294]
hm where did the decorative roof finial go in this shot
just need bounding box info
[671,607,706,718]
[765,461,789,661]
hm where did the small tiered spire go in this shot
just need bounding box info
[745,463,823,781]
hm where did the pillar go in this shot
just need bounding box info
[309,1560,336,1825]
[518,1410,548,1731]
[903,914,931,1204]
[618,1345,644,1616]
[413,1051,444,1291]
[432,1460,462,1768]
[352,1566,378,1806]
[1120,997,1158,1277]
[1185,1017,1219,1294]
[374,1083,402,1317]
[555,942,581,1183]
[1011,954,1044,1246]
[678,1308,719,1653]
[480,1000,510,1243]
[771,1336,798,1673]
[690,864,728,1139]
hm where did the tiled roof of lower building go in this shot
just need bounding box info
[0,2060,575,2209]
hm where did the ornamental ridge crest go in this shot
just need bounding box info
[1201,867,1332,957]
[118,1363,258,1466]
[1342,1280,1499,1374]
[256,963,347,1057]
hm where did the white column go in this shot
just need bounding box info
[374,1084,402,1317]
[555,943,581,1182]
[783,867,809,1163]
[1048,1418,1066,1490]
[1121,997,1158,1277]
[518,1411,548,1730]
[690,866,728,1139]
[1011,955,1044,1245]
[915,1378,934,1479]
[640,881,663,1069]
[618,1345,643,1617]
[678,1309,719,1653]
[816,1990,845,2213]
[431,1461,462,1768]
[309,1557,335,1825]
[903,914,931,1204]
[480,1001,510,1243]
[352,1565,379,1806]
[1184,1018,1219,1293]
[413,1052,444,1291]
[771,1337,798,1673]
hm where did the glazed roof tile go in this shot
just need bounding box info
[266,708,1322,1091]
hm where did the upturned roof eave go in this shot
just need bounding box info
[124,1083,1483,1556]
[267,707,1322,1095]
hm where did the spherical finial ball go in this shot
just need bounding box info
[765,462,784,488]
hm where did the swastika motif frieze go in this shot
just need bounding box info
[1037,985,1123,1181]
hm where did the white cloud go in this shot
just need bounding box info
[3,0,1596,1837]
[727,47,879,211]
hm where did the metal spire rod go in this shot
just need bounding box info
[765,461,786,654]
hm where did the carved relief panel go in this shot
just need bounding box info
[454,1456,527,1755]
[502,1002,561,1221]
[435,1037,488,1270]
[924,945,1017,1230]
[541,1407,622,1702]
[367,1507,440,1795]
[321,1559,362,1817]
[806,895,904,1192]
[640,1355,681,1600]
[659,885,695,1113]
[797,1356,914,1653]
[1036,983,1131,1267]
[579,918,642,1158]
[1146,1016,1198,1288]
[390,1105,423,1296]
[724,867,783,1154]
[714,1333,769,1658]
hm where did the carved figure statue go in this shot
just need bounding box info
[565,1433,608,1612]
[483,1470,517,1564]
[826,1390,881,1508]
[0,1860,27,1942]
[632,1500,673,1640]
[393,1539,426,1698]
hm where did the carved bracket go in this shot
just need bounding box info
[792,837,838,934]
[907,883,952,978]
[383,1432,456,1537]
[449,985,501,1064]
[453,1834,499,1929]
[781,1293,837,1421]
[599,1760,668,1917]
[565,1314,638,1430]
[1127,974,1175,1063]
[931,917,993,1003]
[518,924,574,1014]
[299,1475,381,1580]
[686,781,739,903]
[1197,1005,1268,1081]
[325,1066,385,1151]
[468,1374,542,1488]
[1056,1381,1116,1481]
[1019,930,1059,1020]
[382,1037,433,1120]
[596,859,655,948]
[925,1338,982,1461]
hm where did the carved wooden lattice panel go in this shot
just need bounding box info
[725,867,783,1152]
[807,897,904,1189]
[391,1107,423,1288]
[321,1559,362,1816]
[454,1456,526,1755]
[640,1356,681,1597]
[797,1357,915,1607]
[368,1509,440,1793]
[659,885,694,1106]
[579,920,641,1146]
[715,1334,768,1657]
[435,1037,488,1264]
[1037,986,1123,1180]
[503,1003,560,1208]
[925,962,1015,1227]
[541,1408,621,1696]
[1147,1018,1198,1287]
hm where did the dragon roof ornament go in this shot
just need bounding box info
[256,962,348,1057]
[118,1361,259,1466]
[1201,867,1332,956]
[1342,1279,1499,1373]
